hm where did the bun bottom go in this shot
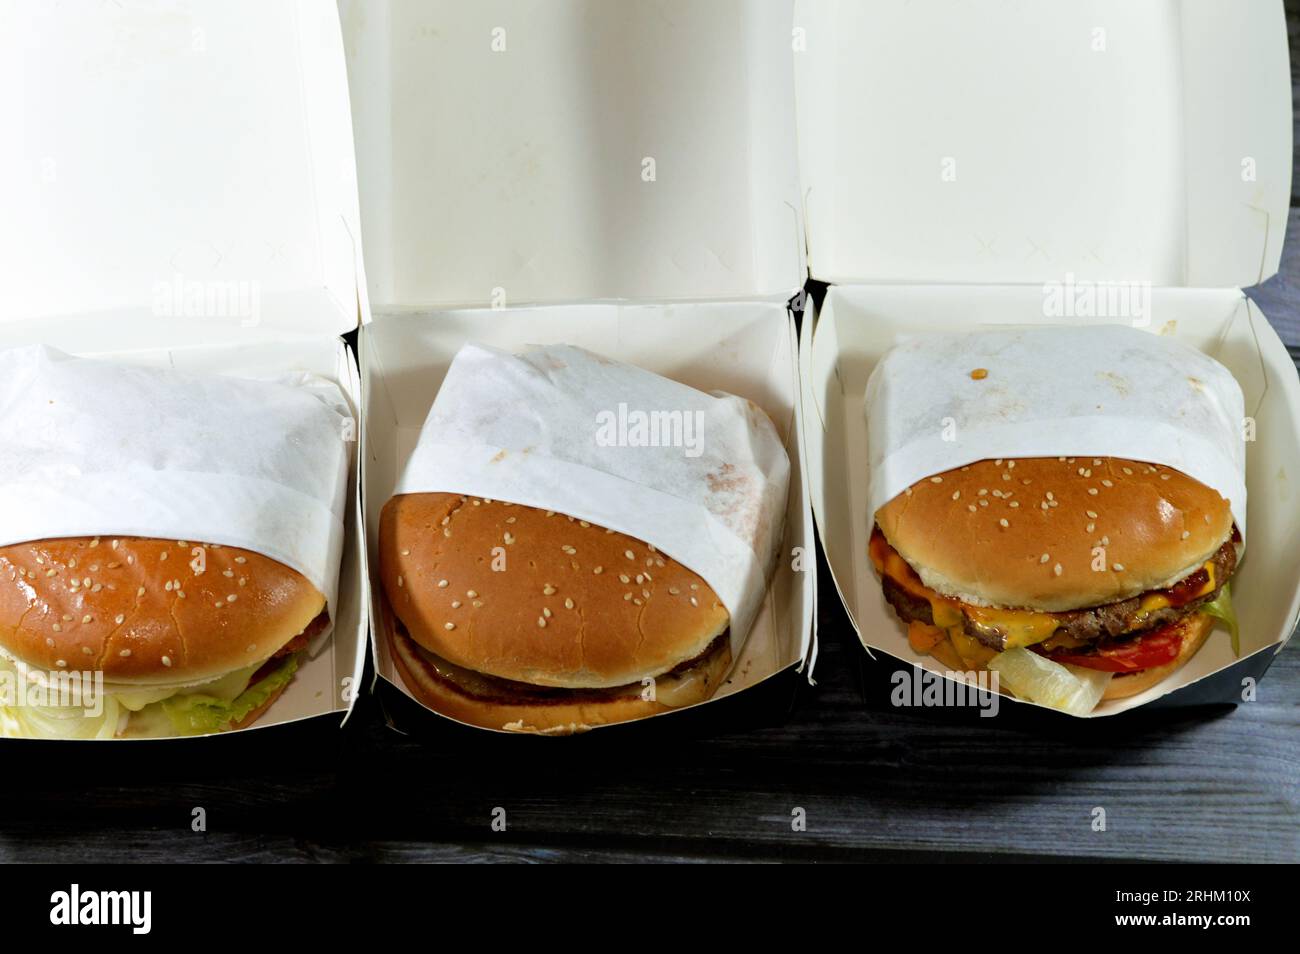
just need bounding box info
[388,621,732,735]
[1099,613,1215,701]
[228,679,293,731]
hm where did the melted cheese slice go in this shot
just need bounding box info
[871,531,1059,650]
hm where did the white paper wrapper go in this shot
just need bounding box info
[0,345,353,617]
[393,342,790,653]
[864,325,1247,540]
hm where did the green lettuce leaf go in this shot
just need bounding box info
[160,654,299,736]
[1200,583,1239,657]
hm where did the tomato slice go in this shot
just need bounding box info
[1045,624,1184,673]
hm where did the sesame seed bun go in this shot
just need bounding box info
[875,458,1234,612]
[379,493,731,691]
[1098,612,1215,701]
[0,536,326,685]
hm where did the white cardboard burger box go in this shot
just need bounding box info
[340,0,818,734]
[0,0,370,737]
[794,0,1299,715]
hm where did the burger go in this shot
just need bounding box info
[379,493,733,733]
[0,536,328,738]
[870,456,1240,712]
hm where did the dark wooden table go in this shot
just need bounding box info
[3,13,1298,866]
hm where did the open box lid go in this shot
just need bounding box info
[794,0,1292,288]
[0,0,362,340]
[341,0,805,311]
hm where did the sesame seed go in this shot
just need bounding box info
[45,569,55,577]
[451,600,462,608]
[1181,531,1191,540]
[642,589,650,599]
[161,656,172,667]
[1086,523,1095,533]
[1101,479,1113,488]
[635,574,644,584]
[978,489,988,496]
[999,518,1009,528]
[111,540,119,550]
[51,625,61,634]
[223,569,234,578]
[506,516,517,524]
[119,649,131,658]
[564,598,574,609]
[68,558,77,568]
[1009,501,1020,508]
[995,458,1003,466]
[137,586,145,597]
[1040,553,1050,564]
[1160,474,1171,481]
[444,622,455,631]
[562,545,577,555]
[623,593,632,601]
[165,581,173,592]
[127,556,135,565]
[1002,473,1011,481]
[1123,466,1133,475]
[401,549,410,556]
[537,617,547,628]
[235,556,247,564]
[968,505,976,512]
[472,601,483,608]
[1087,488,1099,495]
[114,614,124,625]
[624,549,635,560]
[619,574,631,584]
[89,538,99,548]
[1086,510,1098,519]
[503,533,515,545]
[81,646,93,656]
[543,584,556,595]
[1053,564,1063,577]
[82,578,90,588]
[633,598,643,606]
[437,579,448,588]
[690,597,699,606]
[82,615,92,624]
[467,589,478,598]
[1112,563,1125,571]
[1046,492,1055,501]
[930,476,943,483]
[215,601,224,609]
[593,566,603,575]
[979,500,988,507]
[56,659,66,668]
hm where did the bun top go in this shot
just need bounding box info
[379,493,730,689]
[875,457,1234,612]
[0,537,325,685]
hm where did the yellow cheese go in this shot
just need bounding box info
[964,605,1061,649]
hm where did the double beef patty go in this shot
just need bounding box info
[883,539,1237,652]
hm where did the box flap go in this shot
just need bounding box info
[0,0,362,337]
[795,0,1291,287]
[341,0,804,310]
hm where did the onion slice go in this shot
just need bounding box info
[988,647,1113,716]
